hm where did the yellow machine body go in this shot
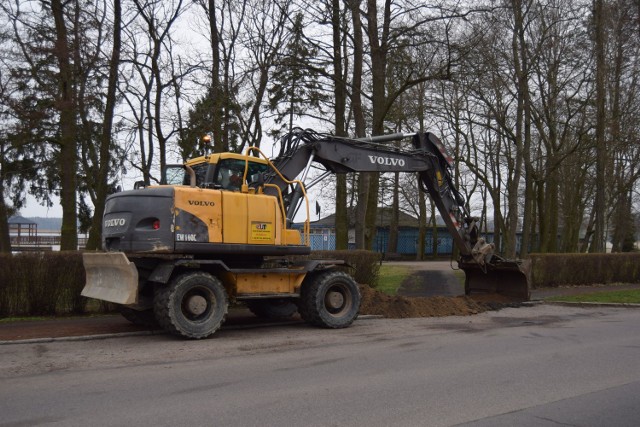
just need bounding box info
[173,186,302,247]
[82,151,312,306]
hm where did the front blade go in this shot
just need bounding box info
[82,252,139,305]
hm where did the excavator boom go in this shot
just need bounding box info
[266,128,531,300]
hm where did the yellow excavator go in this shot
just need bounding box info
[82,128,530,339]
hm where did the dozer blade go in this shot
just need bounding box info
[459,258,531,301]
[82,252,139,305]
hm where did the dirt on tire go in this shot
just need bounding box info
[358,284,521,318]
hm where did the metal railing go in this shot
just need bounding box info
[10,235,88,249]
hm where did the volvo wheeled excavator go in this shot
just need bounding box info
[82,128,531,339]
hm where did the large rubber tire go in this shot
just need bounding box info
[298,270,361,328]
[119,306,158,328]
[245,299,298,319]
[154,272,228,339]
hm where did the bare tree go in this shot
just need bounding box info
[332,0,349,249]
[606,1,640,251]
[120,0,189,183]
[85,0,122,250]
[592,0,608,252]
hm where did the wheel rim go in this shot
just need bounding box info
[324,283,352,317]
[181,286,215,321]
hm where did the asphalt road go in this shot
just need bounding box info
[1,304,640,426]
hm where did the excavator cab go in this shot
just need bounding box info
[162,155,270,189]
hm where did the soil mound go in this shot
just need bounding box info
[359,285,520,318]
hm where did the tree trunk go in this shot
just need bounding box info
[86,0,121,250]
[355,173,369,249]
[348,0,367,249]
[208,0,225,152]
[335,175,348,249]
[0,194,11,253]
[364,176,378,250]
[52,0,78,251]
[333,0,348,250]
[430,199,438,258]
[504,0,527,258]
[592,0,607,253]
[362,0,391,250]
[365,0,389,249]
[387,172,400,253]
[492,193,503,255]
[519,18,534,258]
[541,166,559,253]
[416,182,426,260]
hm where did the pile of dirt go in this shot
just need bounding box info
[358,285,520,318]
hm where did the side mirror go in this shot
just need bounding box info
[133,181,146,190]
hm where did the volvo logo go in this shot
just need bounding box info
[188,200,216,206]
[104,218,126,227]
[368,155,406,167]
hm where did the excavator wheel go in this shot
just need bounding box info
[245,299,298,319]
[154,271,228,339]
[298,270,361,328]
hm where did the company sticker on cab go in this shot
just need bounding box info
[251,221,273,241]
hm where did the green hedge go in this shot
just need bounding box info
[0,252,87,317]
[5,250,636,315]
[0,250,383,317]
[530,253,640,288]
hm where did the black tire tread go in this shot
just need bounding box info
[154,271,228,339]
[299,270,360,328]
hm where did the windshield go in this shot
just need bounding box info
[214,159,268,191]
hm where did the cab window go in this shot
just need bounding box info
[214,159,268,191]
[184,163,210,187]
[163,163,211,187]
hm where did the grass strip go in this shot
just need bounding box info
[546,289,640,304]
[0,316,49,323]
[376,264,413,295]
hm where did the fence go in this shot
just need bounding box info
[10,235,88,250]
[308,228,457,255]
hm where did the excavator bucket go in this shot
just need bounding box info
[459,258,532,301]
[82,252,139,305]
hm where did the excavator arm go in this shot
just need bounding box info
[266,129,475,255]
[264,128,531,300]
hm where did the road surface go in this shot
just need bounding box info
[1,304,639,426]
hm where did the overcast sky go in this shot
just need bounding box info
[22,195,62,218]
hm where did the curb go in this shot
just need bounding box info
[541,301,640,309]
[0,314,382,346]
[0,330,160,346]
